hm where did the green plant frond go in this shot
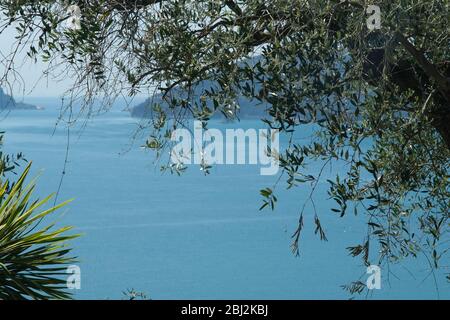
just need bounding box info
[26,199,74,225]
[0,163,79,300]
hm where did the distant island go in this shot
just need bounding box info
[0,87,39,110]
[130,81,268,120]
[130,96,267,120]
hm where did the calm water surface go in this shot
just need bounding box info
[1,98,448,299]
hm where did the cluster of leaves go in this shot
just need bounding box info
[0,0,448,293]
[122,288,149,300]
[0,132,26,178]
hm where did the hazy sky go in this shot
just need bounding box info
[0,27,72,98]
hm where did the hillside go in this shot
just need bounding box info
[0,88,38,110]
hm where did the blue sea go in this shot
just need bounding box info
[1,97,448,299]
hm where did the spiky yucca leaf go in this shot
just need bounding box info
[0,163,79,300]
